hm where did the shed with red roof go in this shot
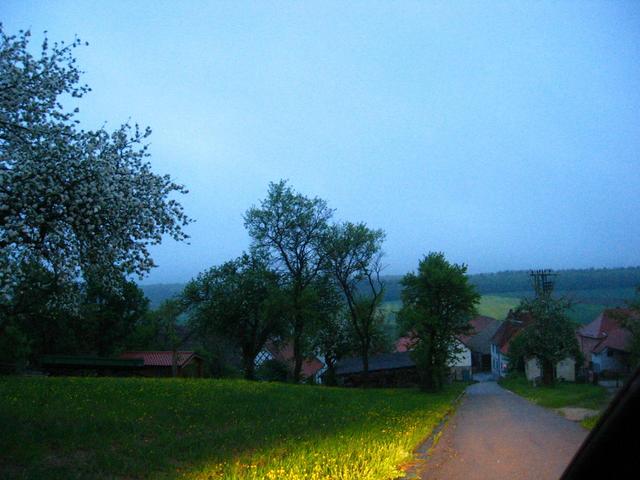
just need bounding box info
[120,351,204,377]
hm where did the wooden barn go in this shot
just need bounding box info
[333,351,419,387]
[40,351,204,377]
[120,351,204,377]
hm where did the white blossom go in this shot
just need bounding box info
[0,26,192,309]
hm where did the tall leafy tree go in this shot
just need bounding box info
[510,295,580,386]
[399,252,480,391]
[3,262,148,363]
[312,309,352,386]
[244,180,333,382]
[183,252,285,380]
[0,26,191,319]
[80,277,149,356]
[323,221,386,385]
[4,262,81,358]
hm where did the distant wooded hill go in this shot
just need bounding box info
[377,267,640,305]
[140,266,640,309]
[139,283,185,308]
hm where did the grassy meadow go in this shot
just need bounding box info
[381,295,520,326]
[476,296,518,320]
[0,376,465,480]
[499,375,609,411]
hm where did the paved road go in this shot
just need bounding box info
[418,381,588,480]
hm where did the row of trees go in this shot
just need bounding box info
[180,180,388,383]
[6,25,634,391]
[0,26,482,391]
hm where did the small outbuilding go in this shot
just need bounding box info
[120,351,204,377]
[334,351,419,387]
[525,356,576,383]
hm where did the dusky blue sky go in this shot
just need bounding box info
[4,1,640,283]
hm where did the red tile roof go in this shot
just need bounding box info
[491,311,533,354]
[458,315,499,348]
[120,351,199,367]
[579,308,633,338]
[264,341,324,378]
[592,328,632,354]
[470,315,498,332]
[394,335,416,353]
[579,309,635,354]
[302,357,324,378]
[395,316,499,353]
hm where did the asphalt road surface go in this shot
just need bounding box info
[419,381,588,480]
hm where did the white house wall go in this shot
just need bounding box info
[525,357,541,381]
[491,344,509,378]
[450,341,472,367]
[525,357,576,382]
[592,349,627,373]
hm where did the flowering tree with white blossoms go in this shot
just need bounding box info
[0,26,191,316]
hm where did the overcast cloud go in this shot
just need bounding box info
[4,1,639,282]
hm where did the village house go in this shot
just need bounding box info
[577,308,634,377]
[491,310,532,378]
[255,340,325,383]
[491,310,578,382]
[458,315,501,372]
[333,316,498,387]
[333,338,472,387]
[395,335,472,381]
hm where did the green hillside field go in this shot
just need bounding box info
[476,296,518,320]
[0,376,465,480]
[381,296,519,325]
[382,293,608,333]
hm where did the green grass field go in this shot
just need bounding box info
[0,377,465,480]
[381,296,520,324]
[499,375,609,411]
[476,296,518,320]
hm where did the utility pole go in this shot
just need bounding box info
[530,269,557,298]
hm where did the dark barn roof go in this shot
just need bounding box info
[40,355,143,368]
[458,316,500,355]
[335,351,416,376]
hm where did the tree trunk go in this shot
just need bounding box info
[171,349,178,378]
[419,339,437,392]
[242,348,256,380]
[361,340,370,387]
[324,358,337,386]
[292,317,303,383]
